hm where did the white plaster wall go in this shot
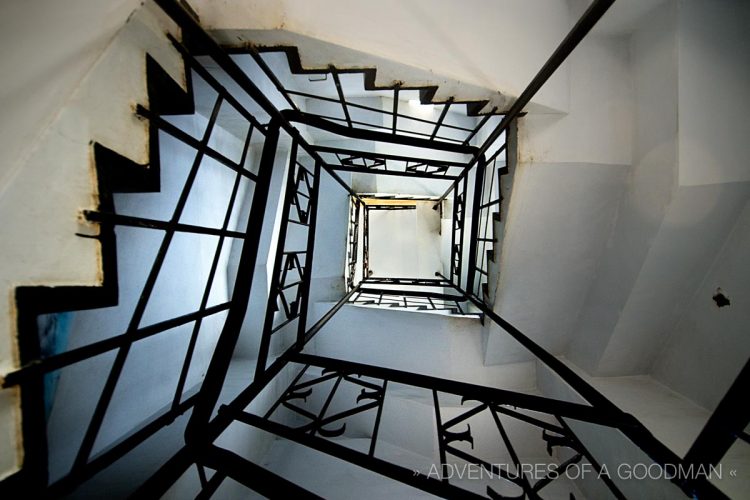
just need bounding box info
[677,0,750,187]
[310,304,537,392]
[368,202,442,279]
[567,0,679,373]
[519,34,633,166]
[0,2,185,481]
[653,200,750,412]
[486,162,628,366]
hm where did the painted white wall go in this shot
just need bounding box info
[677,0,750,186]
[519,34,633,166]
[0,0,141,196]
[653,200,750,412]
[486,162,628,366]
[310,304,537,392]
[45,113,249,482]
[188,0,576,112]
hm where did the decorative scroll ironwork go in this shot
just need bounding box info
[219,354,626,500]
[255,144,322,379]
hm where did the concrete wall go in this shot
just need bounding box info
[0,0,141,195]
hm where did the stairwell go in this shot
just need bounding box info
[1,1,749,499]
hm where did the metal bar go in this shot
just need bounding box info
[83,211,245,239]
[486,142,508,165]
[492,405,565,434]
[330,66,353,128]
[368,380,387,457]
[72,95,226,473]
[225,409,486,499]
[195,470,226,500]
[296,161,322,344]
[442,403,487,431]
[295,111,468,146]
[392,85,400,133]
[255,139,299,380]
[302,284,362,345]
[203,445,324,499]
[463,107,497,146]
[185,119,281,441]
[457,174,467,287]
[480,198,503,210]
[363,206,369,278]
[684,359,750,469]
[291,353,625,426]
[488,407,535,496]
[532,453,582,493]
[430,98,453,140]
[362,277,450,286]
[2,302,231,387]
[283,109,477,156]
[357,287,465,301]
[450,185,458,283]
[432,390,449,484]
[365,204,417,211]
[309,375,343,436]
